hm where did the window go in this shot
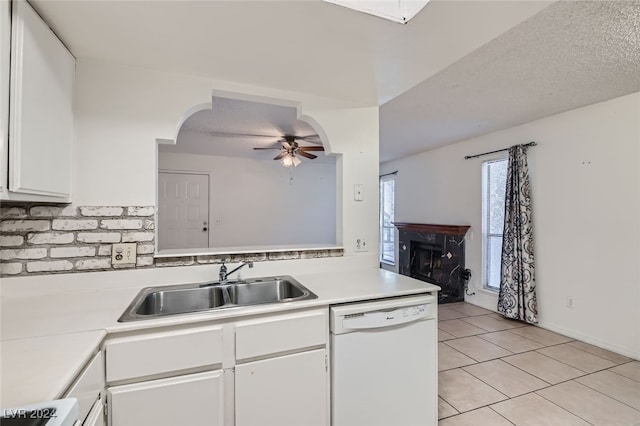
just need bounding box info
[482,159,508,290]
[379,177,395,264]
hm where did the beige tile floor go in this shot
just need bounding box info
[438,302,640,426]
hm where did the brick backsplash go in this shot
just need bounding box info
[0,204,344,277]
[0,204,156,276]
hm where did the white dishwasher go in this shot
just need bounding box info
[330,294,438,426]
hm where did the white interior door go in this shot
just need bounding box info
[158,172,209,250]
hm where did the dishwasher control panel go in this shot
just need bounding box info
[330,295,437,334]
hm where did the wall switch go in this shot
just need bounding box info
[112,243,137,265]
[566,296,574,309]
[355,237,368,252]
[354,184,364,201]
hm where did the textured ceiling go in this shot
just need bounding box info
[380,0,640,162]
[159,97,335,164]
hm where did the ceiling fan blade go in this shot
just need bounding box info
[296,134,320,141]
[253,147,280,150]
[297,150,317,160]
[298,146,324,151]
[273,152,287,160]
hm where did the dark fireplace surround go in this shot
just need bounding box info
[395,223,470,304]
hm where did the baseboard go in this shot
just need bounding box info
[536,319,639,361]
[462,301,639,360]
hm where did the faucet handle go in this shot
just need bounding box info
[219,261,228,282]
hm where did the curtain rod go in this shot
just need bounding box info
[379,170,398,178]
[464,141,537,160]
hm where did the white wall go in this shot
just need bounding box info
[381,92,640,358]
[72,59,378,265]
[158,152,337,248]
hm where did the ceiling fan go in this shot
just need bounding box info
[252,135,324,167]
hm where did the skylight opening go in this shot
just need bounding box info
[323,0,430,24]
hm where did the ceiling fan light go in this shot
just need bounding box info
[292,156,302,167]
[281,154,294,167]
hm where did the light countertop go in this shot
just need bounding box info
[0,267,439,408]
[0,330,106,409]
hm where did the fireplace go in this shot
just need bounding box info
[395,223,470,304]
[410,241,444,285]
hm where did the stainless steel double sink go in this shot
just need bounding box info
[119,276,317,322]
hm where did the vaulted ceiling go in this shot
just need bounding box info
[31,0,640,163]
[380,1,640,161]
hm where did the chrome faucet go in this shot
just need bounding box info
[219,261,253,283]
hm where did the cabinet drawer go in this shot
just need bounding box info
[236,309,327,361]
[64,351,104,425]
[105,326,223,383]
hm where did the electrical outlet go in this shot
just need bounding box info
[566,296,574,309]
[355,237,368,252]
[112,243,137,265]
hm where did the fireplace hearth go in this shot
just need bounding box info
[395,223,470,304]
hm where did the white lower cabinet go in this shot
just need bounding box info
[84,399,106,426]
[107,370,224,426]
[102,308,329,426]
[235,349,328,426]
[64,352,105,424]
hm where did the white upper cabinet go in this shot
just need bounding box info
[4,0,74,201]
[1,0,10,193]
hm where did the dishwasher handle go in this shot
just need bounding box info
[340,304,431,331]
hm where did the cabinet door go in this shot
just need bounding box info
[65,352,105,424]
[83,399,105,426]
[9,0,73,198]
[235,349,328,426]
[0,0,9,193]
[107,370,224,426]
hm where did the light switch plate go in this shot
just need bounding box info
[112,243,137,265]
[354,184,364,201]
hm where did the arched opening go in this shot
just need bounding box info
[155,93,339,254]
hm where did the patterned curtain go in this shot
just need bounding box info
[497,145,538,324]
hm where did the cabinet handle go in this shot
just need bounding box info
[203,227,208,231]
